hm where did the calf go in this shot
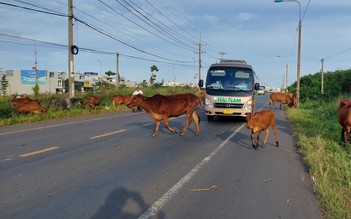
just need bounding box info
[83,95,101,110]
[338,99,351,142]
[247,109,279,149]
[127,93,201,136]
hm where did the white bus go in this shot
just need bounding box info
[199,60,259,121]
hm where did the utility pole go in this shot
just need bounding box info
[219,50,227,61]
[34,43,38,85]
[116,52,119,90]
[194,35,205,82]
[68,0,75,98]
[321,58,324,94]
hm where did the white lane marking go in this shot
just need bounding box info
[90,129,127,139]
[138,123,246,219]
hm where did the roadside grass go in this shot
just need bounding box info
[287,99,351,219]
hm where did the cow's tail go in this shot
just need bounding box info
[269,95,273,106]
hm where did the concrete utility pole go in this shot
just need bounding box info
[68,0,75,98]
[321,58,324,94]
[116,52,120,90]
[194,35,205,82]
[219,50,227,61]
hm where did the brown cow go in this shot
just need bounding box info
[83,95,101,110]
[270,92,293,109]
[338,99,351,142]
[199,91,206,104]
[288,94,298,108]
[15,101,46,115]
[246,109,279,149]
[11,96,40,107]
[112,94,132,107]
[127,93,201,136]
[11,96,46,115]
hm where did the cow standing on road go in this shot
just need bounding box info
[246,109,280,150]
[270,92,293,109]
[127,93,201,136]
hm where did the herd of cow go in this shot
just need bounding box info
[10,94,102,115]
[9,91,351,148]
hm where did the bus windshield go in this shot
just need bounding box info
[206,67,254,95]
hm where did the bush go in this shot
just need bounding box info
[0,99,15,119]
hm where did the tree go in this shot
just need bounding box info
[32,84,40,97]
[1,74,9,96]
[105,70,116,82]
[149,65,159,85]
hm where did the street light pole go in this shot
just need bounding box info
[277,55,288,92]
[97,59,102,75]
[274,0,301,107]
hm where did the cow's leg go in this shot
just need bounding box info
[341,128,345,142]
[271,123,280,147]
[190,111,200,136]
[163,117,178,135]
[256,130,263,148]
[261,129,269,148]
[345,126,351,142]
[180,112,193,136]
[250,130,257,149]
[152,121,161,136]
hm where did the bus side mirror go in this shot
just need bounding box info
[254,83,260,90]
[198,79,204,88]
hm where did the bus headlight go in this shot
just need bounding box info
[205,98,213,107]
[244,100,253,110]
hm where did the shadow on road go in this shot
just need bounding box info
[92,187,165,219]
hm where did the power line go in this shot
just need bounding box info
[74,17,191,63]
[122,0,194,48]
[0,33,193,67]
[0,1,67,17]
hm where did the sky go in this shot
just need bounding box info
[0,0,350,88]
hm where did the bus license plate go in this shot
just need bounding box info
[223,109,233,114]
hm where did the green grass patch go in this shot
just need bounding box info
[287,99,351,219]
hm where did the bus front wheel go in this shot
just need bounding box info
[207,115,215,121]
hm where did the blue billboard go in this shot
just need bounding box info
[21,70,47,85]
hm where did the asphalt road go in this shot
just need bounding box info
[0,94,321,219]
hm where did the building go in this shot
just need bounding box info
[0,69,142,96]
[0,69,68,95]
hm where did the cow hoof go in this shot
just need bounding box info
[261,144,265,148]
[151,133,157,137]
[276,141,280,147]
[180,132,184,136]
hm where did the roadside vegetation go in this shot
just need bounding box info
[287,69,351,219]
